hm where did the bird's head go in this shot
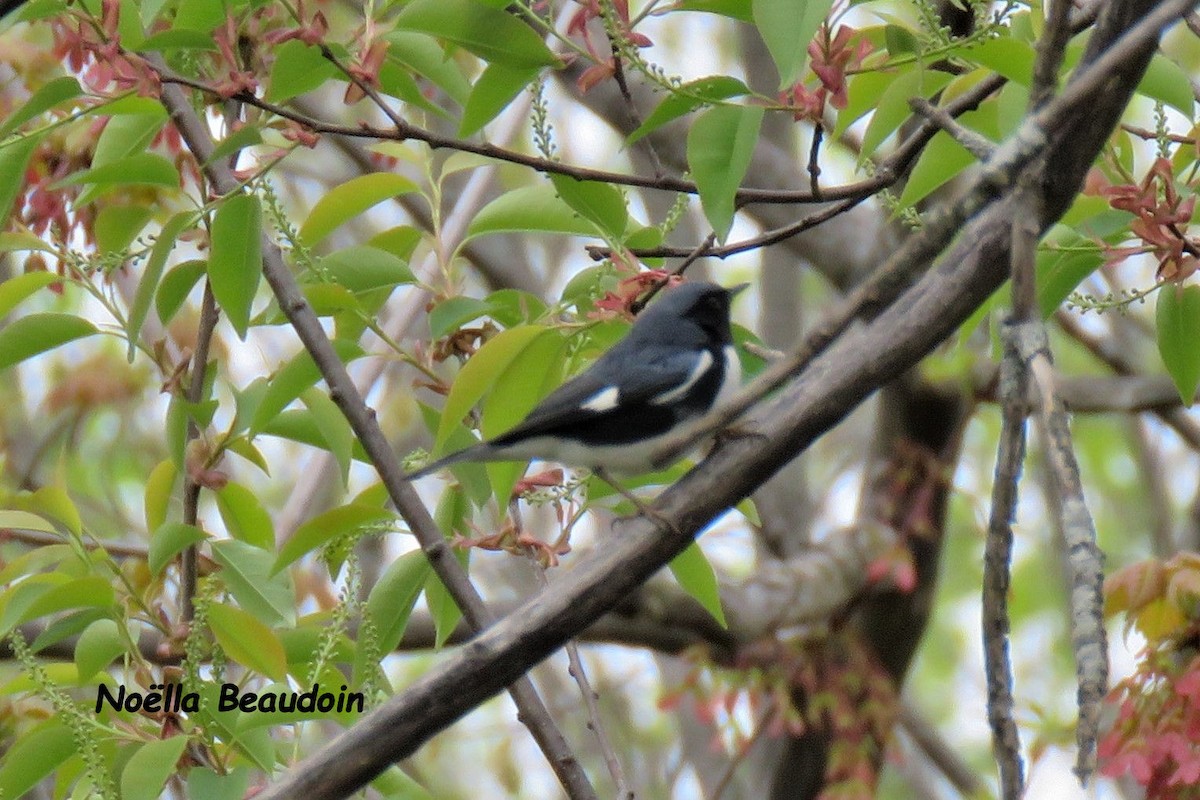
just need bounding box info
[636,281,747,346]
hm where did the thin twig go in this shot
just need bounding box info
[908,97,996,160]
[711,708,773,800]
[151,67,869,206]
[1120,122,1197,144]
[564,643,631,798]
[607,31,664,179]
[0,526,150,559]
[180,281,218,623]
[629,232,717,315]
[587,195,866,260]
[510,497,631,798]
[807,123,823,199]
[983,320,1028,800]
[898,703,985,798]
[516,499,633,800]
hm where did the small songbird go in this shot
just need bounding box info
[405,281,746,480]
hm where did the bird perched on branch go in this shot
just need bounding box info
[405,281,746,481]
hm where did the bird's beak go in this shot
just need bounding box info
[728,282,750,297]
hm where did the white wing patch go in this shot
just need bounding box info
[650,349,714,406]
[580,386,621,412]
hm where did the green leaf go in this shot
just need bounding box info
[215,482,275,549]
[155,259,207,325]
[0,576,62,637]
[460,63,539,137]
[0,136,41,226]
[266,40,338,103]
[250,339,364,434]
[1138,54,1195,115]
[0,313,98,372]
[148,522,208,575]
[687,105,763,242]
[235,380,271,439]
[259,409,371,462]
[173,0,223,31]
[226,437,271,474]
[466,185,603,239]
[90,95,163,115]
[480,327,565,502]
[210,540,296,627]
[30,485,82,536]
[75,618,124,681]
[1036,248,1101,318]
[669,542,727,627]
[56,152,179,191]
[0,232,54,254]
[186,767,252,800]
[144,459,177,532]
[479,288,547,328]
[897,130,975,209]
[300,386,354,486]
[208,194,263,339]
[206,125,264,167]
[752,0,834,88]
[19,576,114,626]
[92,112,167,167]
[675,0,752,20]
[0,76,81,140]
[30,607,105,652]
[273,503,394,574]
[367,225,423,260]
[884,23,920,56]
[859,69,953,159]
[298,174,420,247]
[385,31,472,107]
[377,61,449,117]
[966,37,1035,86]
[0,272,62,319]
[0,720,75,799]
[318,245,415,292]
[395,0,559,68]
[94,204,153,254]
[1156,284,1200,404]
[549,175,628,239]
[427,296,493,339]
[127,212,193,359]
[424,570,463,648]
[833,71,898,140]
[134,28,219,52]
[435,324,551,453]
[0,509,56,534]
[120,737,189,800]
[208,604,288,681]
[362,550,429,656]
[629,75,750,144]
[115,0,144,48]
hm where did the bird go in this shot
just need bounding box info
[404,280,746,481]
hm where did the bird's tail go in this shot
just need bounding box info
[402,443,498,481]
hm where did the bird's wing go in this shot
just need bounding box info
[493,345,705,441]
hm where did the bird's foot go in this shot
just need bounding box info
[714,422,766,447]
[593,468,682,536]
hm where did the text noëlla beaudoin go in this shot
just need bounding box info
[95,683,365,714]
